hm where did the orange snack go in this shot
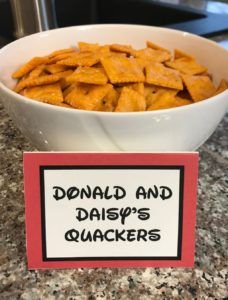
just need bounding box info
[57,52,99,67]
[23,83,63,104]
[14,74,60,92]
[78,42,100,52]
[146,87,178,108]
[125,83,144,95]
[12,57,48,79]
[166,57,207,75]
[146,41,170,54]
[110,44,135,55]
[65,83,112,111]
[66,66,108,85]
[48,52,78,64]
[146,63,183,90]
[182,75,216,102]
[101,56,145,84]
[115,87,146,112]
[134,48,171,63]
[28,64,46,78]
[11,40,226,112]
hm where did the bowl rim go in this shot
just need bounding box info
[0,23,227,117]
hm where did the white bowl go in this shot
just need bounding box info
[0,24,227,151]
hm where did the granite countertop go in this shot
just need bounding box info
[0,103,227,299]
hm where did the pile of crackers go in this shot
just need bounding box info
[12,41,227,112]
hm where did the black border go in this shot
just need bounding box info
[40,165,184,262]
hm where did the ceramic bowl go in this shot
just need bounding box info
[0,24,227,151]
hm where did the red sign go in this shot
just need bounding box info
[24,153,198,269]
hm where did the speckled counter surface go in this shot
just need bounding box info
[0,99,227,299]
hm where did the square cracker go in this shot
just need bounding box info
[101,56,145,84]
[146,41,170,54]
[146,87,178,108]
[182,74,216,102]
[147,95,191,111]
[14,70,73,92]
[28,64,46,78]
[23,83,63,104]
[57,52,99,67]
[66,66,108,85]
[165,57,207,75]
[146,87,191,110]
[65,84,112,111]
[48,52,78,64]
[115,87,146,112]
[78,43,110,59]
[146,63,183,90]
[14,74,60,92]
[134,48,171,63]
[12,57,48,79]
[110,44,135,55]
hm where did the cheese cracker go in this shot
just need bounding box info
[12,57,48,79]
[14,74,60,92]
[110,44,135,55]
[115,87,146,112]
[48,52,78,64]
[65,84,112,111]
[23,83,63,104]
[146,87,178,108]
[125,83,144,95]
[14,70,72,92]
[146,63,183,90]
[182,74,216,102]
[78,42,100,52]
[146,41,170,54]
[101,56,145,84]
[28,64,46,78]
[46,64,69,74]
[66,66,108,85]
[134,48,171,63]
[166,57,207,75]
[57,52,99,67]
